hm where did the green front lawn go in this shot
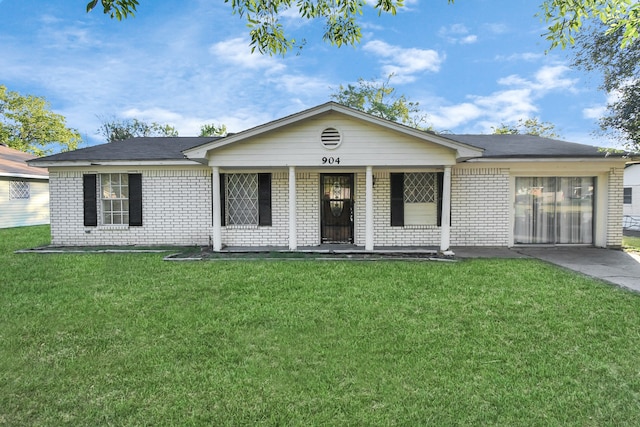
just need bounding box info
[2,226,640,426]
[623,235,640,252]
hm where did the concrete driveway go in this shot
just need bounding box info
[454,246,640,293]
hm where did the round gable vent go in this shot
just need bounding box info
[320,127,342,149]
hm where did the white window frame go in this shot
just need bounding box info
[404,172,438,226]
[226,173,259,226]
[100,173,129,225]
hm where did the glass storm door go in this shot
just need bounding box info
[514,177,594,244]
[321,174,354,243]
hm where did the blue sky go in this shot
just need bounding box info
[0,0,613,149]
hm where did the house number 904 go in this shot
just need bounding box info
[322,157,340,165]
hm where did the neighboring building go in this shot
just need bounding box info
[0,144,49,228]
[29,103,630,250]
[624,163,640,230]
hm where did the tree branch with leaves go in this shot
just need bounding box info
[0,85,81,156]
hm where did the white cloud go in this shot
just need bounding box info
[209,37,286,73]
[499,65,577,93]
[427,64,580,132]
[495,52,544,62]
[363,40,444,83]
[438,24,478,44]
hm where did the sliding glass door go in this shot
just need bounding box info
[514,177,594,244]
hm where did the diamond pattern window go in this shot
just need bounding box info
[226,174,259,225]
[9,180,30,200]
[404,173,436,203]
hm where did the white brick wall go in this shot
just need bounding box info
[607,167,624,248]
[49,169,212,246]
[450,168,511,246]
[49,165,621,248]
[356,173,440,247]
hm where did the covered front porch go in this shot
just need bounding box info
[209,166,454,253]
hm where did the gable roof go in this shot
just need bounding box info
[183,102,483,161]
[0,144,49,179]
[26,103,632,168]
[29,137,219,167]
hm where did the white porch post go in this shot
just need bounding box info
[440,166,452,252]
[288,166,297,250]
[365,166,374,251]
[211,166,222,251]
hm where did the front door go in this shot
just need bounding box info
[321,174,354,243]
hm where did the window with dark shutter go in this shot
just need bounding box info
[128,173,143,226]
[390,173,404,226]
[258,173,272,226]
[220,173,226,226]
[83,174,98,226]
[437,172,444,226]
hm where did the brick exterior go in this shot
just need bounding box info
[607,167,624,248]
[450,168,511,246]
[49,165,623,248]
[49,169,212,246]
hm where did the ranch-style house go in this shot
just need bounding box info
[29,103,629,251]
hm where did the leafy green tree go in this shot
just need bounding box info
[86,0,639,55]
[98,117,179,142]
[540,0,639,49]
[0,85,81,156]
[331,75,430,129]
[573,24,639,149]
[492,118,561,138]
[199,123,228,137]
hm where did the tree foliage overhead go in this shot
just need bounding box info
[492,118,561,139]
[540,0,639,49]
[573,24,639,149]
[0,85,81,156]
[98,117,179,143]
[86,0,640,55]
[331,75,430,130]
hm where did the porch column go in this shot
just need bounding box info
[440,166,452,252]
[365,166,374,251]
[211,166,222,251]
[288,166,297,250]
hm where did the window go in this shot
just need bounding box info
[390,172,443,226]
[221,173,271,226]
[9,180,30,200]
[83,173,142,227]
[101,173,129,225]
[624,187,632,204]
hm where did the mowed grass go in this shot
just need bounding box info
[624,235,640,252]
[2,226,640,426]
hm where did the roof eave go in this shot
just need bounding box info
[29,159,204,168]
[464,156,629,163]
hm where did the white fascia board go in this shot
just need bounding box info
[464,157,628,163]
[28,159,201,168]
[0,172,49,180]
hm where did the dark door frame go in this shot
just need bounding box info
[320,173,355,244]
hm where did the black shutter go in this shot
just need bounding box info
[128,173,143,226]
[83,174,97,226]
[220,173,226,226]
[390,173,404,227]
[437,172,445,227]
[258,173,272,226]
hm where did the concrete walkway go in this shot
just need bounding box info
[454,246,640,293]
